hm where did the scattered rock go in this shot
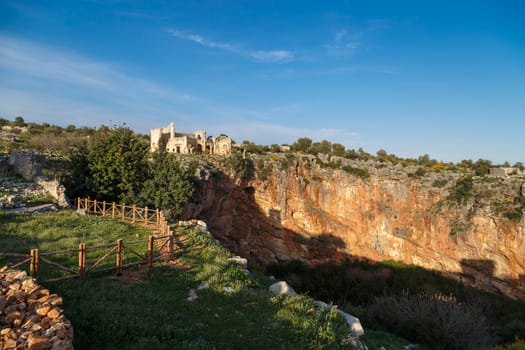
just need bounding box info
[222,286,235,294]
[337,309,364,337]
[197,282,209,290]
[313,300,333,311]
[269,281,297,296]
[312,300,365,337]
[228,256,248,269]
[348,337,368,350]
[187,289,198,302]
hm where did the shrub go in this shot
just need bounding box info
[408,167,427,178]
[224,153,253,180]
[432,179,448,188]
[341,166,370,179]
[491,338,525,350]
[365,292,491,349]
[448,176,473,204]
[280,159,289,171]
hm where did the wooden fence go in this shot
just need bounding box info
[76,197,171,236]
[0,235,174,282]
[0,199,176,282]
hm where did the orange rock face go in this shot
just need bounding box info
[184,158,525,300]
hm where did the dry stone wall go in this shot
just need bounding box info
[0,267,73,350]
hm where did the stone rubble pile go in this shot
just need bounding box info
[0,180,48,209]
[0,267,74,350]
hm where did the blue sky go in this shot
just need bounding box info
[1,1,524,163]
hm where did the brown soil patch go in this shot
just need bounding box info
[106,266,151,285]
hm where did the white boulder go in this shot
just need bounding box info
[228,256,248,269]
[269,281,297,296]
[337,309,364,337]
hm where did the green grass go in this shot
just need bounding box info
[1,211,352,349]
[22,193,57,206]
[0,210,152,280]
[362,329,427,350]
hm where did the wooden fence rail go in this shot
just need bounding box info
[0,198,176,281]
[76,198,171,236]
[0,234,174,282]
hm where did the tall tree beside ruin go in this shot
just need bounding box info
[88,126,149,203]
[65,126,149,203]
[140,151,194,220]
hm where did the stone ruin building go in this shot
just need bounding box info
[150,122,232,155]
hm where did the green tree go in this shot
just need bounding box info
[68,126,149,203]
[141,151,194,221]
[241,140,266,154]
[472,158,492,176]
[357,147,371,161]
[376,149,388,162]
[292,137,312,153]
[345,148,359,160]
[309,140,332,155]
[332,143,345,157]
[270,144,282,153]
[14,116,25,127]
[64,146,93,199]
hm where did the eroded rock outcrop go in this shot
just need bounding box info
[184,156,525,300]
[0,267,74,350]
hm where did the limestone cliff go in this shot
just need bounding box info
[183,155,525,300]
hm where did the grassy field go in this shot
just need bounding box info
[0,210,152,280]
[1,210,360,349]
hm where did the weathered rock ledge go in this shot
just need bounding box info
[0,267,73,350]
[184,156,525,300]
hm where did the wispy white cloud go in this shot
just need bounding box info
[270,103,302,114]
[167,28,295,64]
[326,20,387,54]
[327,29,360,50]
[167,29,238,52]
[0,34,203,132]
[0,34,197,100]
[250,50,294,63]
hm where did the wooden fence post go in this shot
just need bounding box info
[116,239,123,275]
[102,201,106,217]
[148,236,154,268]
[85,198,88,211]
[122,204,126,221]
[156,209,160,229]
[169,235,174,260]
[144,207,149,225]
[112,202,115,219]
[132,205,136,223]
[78,244,86,280]
[93,199,97,214]
[77,197,81,209]
[30,249,39,278]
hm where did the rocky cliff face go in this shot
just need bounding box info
[183,156,525,300]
